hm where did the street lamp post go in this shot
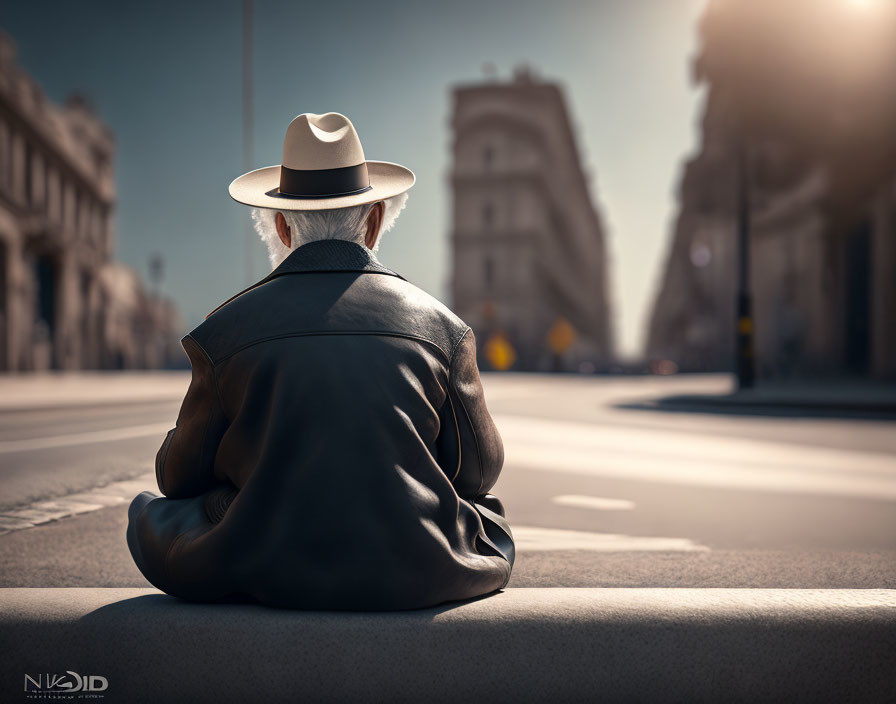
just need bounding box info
[735,141,755,389]
[148,253,165,367]
[148,253,164,301]
[243,0,254,286]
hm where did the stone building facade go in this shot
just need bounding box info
[449,68,613,372]
[646,0,896,380]
[0,31,178,371]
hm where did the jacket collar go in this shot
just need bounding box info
[268,238,403,279]
[207,239,405,318]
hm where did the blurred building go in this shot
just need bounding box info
[647,0,896,380]
[449,67,614,372]
[0,31,180,371]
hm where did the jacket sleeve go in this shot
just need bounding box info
[445,327,505,499]
[155,334,228,499]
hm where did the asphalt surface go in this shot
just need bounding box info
[1,373,894,588]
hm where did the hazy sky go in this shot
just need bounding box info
[4,0,707,358]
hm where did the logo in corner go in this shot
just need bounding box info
[24,671,108,699]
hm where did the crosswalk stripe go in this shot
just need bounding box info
[0,472,156,535]
[495,414,896,500]
[0,423,170,454]
[552,495,636,511]
[513,525,708,552]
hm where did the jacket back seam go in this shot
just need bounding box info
[206,269,406,319]
[209,330,453,365]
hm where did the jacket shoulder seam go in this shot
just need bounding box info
[180,335,224,483]
[448,332,485,497]
[448,326,472,367]
[183,334,227,420]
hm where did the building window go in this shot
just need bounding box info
[24,142,33,207]
[88,200,98,243]
[47,168,58,222]
[32,151,44,210]
[484,257,494,289]
[62,181,69,229]
[0,120,8,192]
[74,189,81,237]
[482,202,494,228]
[35,256,56,332]
[43,156,50,213]
[101,205,112,252]
[4,127,14,195]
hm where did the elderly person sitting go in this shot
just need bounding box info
[126,112,514,610]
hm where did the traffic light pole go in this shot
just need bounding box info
[735,141,755,389]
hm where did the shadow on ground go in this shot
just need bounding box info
[616,394,896,421]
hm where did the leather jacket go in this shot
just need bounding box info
[131,238,514,610]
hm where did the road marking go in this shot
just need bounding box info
[513,525,708,552]
[482,386,545,402]
[0,423,170,454]
[496,414,896,474]
[0,472,156,535]
[551,495,635,511]
[0,472,704,555]
[6,500,106,524]
[494,414,896,501]
[0,516,35,531]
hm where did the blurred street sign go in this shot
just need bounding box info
[484,332,516,371]
[547,317,576,355]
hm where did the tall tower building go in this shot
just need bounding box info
[449,67,614,372]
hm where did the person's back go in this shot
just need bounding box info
[126,112,514,610]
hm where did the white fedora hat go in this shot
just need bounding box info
[229,112,415,211]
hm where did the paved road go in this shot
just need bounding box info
[1,373,894,588]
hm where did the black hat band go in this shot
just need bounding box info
[278,163,371,199]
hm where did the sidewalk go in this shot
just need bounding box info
[626,378,896,418]
[3,371,895,417]
[2,587,893,703]
[0,372,190,411]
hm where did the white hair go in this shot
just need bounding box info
[251,192,408,268]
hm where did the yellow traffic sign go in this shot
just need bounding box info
[547,317,576,355]
[484,332,516,371]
